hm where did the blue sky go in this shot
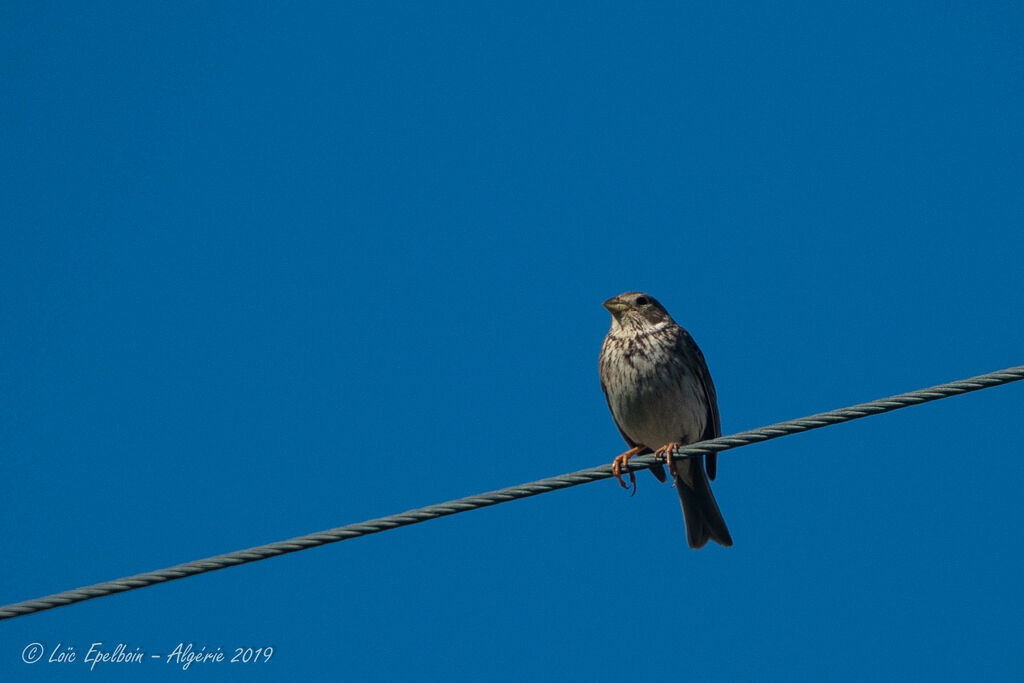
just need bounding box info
[2,2,1023,680]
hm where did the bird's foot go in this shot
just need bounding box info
[655,443,682,483]
[611,446,644,495]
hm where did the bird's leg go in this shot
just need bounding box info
[611,446,645,493]
[654,443,682,485]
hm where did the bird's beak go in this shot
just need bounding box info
[603,296,628,313]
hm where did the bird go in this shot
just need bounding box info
[598,291,732,548]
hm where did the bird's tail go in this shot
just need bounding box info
[674,456,732,549]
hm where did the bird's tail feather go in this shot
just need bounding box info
[675,458,732,549]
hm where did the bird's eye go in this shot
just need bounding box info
[635,296,649,306]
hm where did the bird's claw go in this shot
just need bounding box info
[612,447,643,495]
[655,442,682,480]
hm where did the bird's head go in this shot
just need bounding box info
[603,291,674,333]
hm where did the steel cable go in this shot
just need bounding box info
[1,364,1021,621]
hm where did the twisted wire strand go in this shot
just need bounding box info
[2,364,1021,621]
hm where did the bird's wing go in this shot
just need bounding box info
[676,328,722,480]
[600,377,665,482]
